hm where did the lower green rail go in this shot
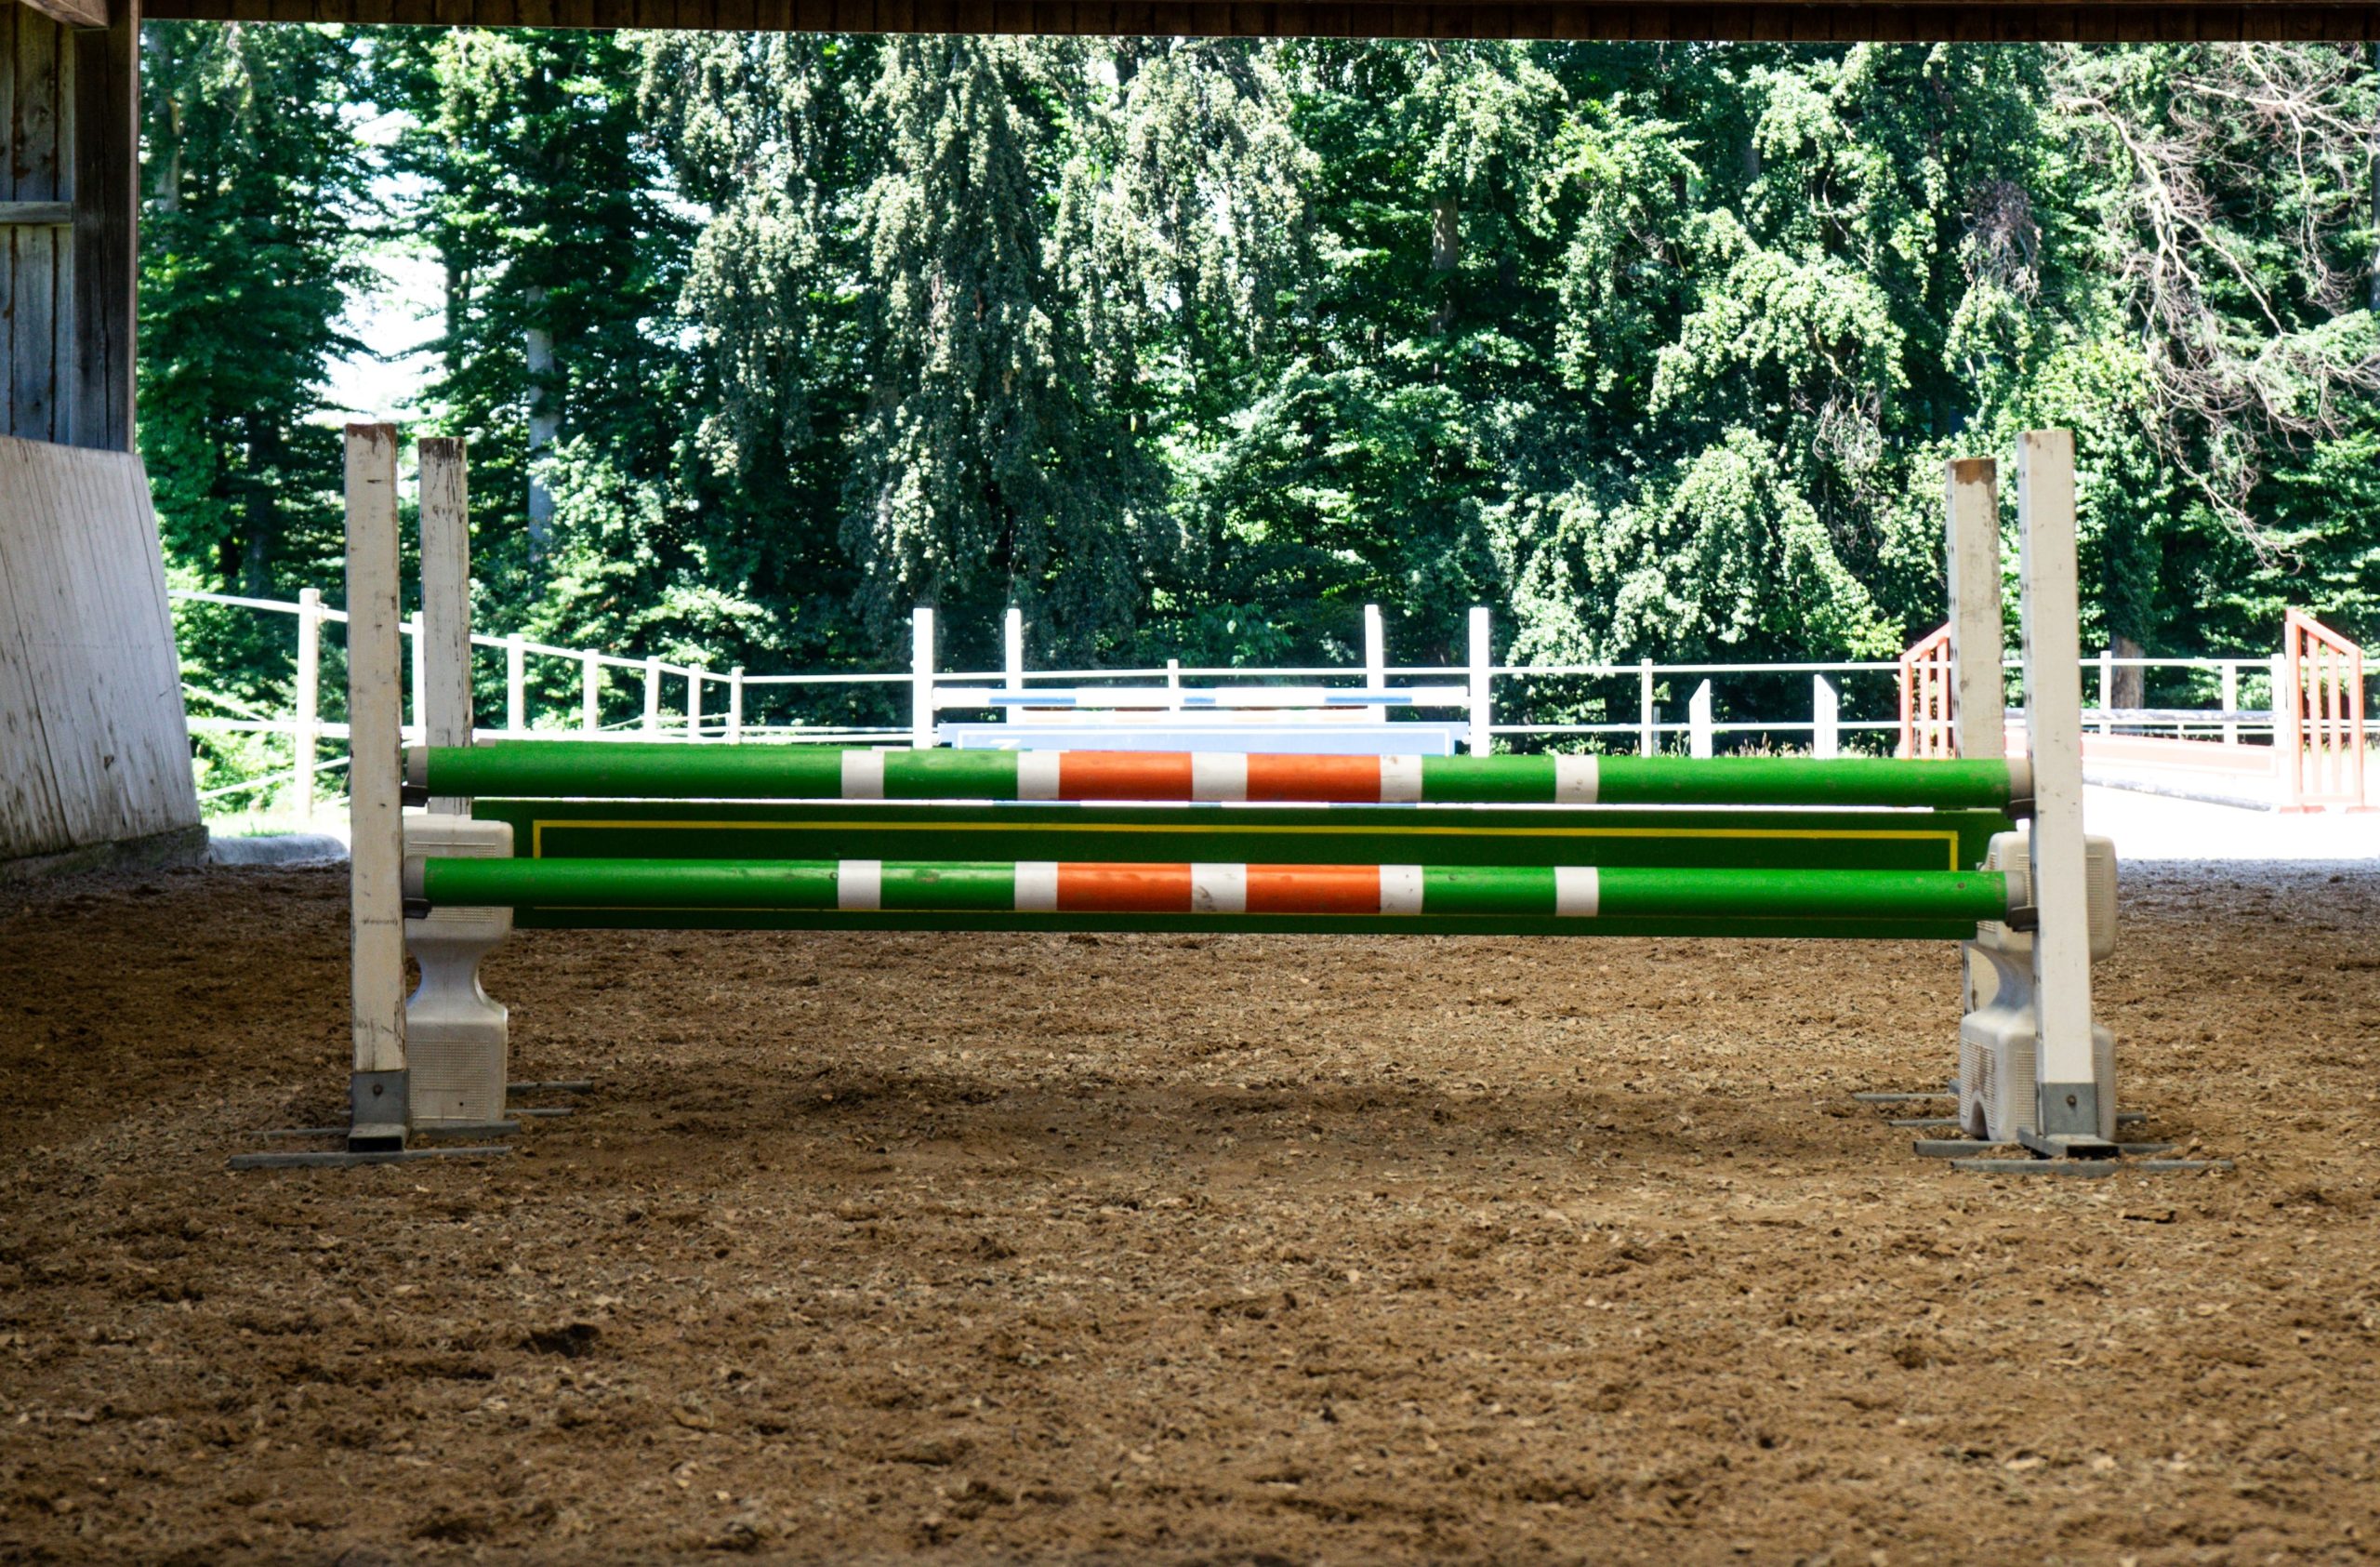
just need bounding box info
[418,856,2009,929]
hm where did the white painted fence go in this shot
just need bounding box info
[170,589,2298,819]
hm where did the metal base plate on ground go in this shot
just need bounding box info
[229,1144,514,1171]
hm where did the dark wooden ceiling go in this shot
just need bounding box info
[132,0,2380,40]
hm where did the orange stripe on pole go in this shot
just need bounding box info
[1057,751,1197,801]
[1245,864,1382,914]
[1244,754,1385,803]
[1055,862,1194,911]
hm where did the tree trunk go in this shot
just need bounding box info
[1430,193,1461,335]
[524,287,558,556]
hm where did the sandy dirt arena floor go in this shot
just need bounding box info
[3,858,2378,1565]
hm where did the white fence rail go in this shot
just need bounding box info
[171,589,2302,818]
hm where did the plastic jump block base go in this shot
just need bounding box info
[416,741,2022,813]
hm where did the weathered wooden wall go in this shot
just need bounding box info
[133,0,2380,40]
[0,434,200,867]
[3,0,135,452]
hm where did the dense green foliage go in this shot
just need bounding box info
[140,29,2380,775]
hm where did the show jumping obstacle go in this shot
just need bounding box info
[263,429,2153,1174]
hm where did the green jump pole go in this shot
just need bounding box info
[416,856,2010,925]
[413,741,2022,812]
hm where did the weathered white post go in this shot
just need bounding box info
[581,653,601,735]
[1003,606,1025,694]
[688,667,706,741]
[1638,658,1656,756]
[910,606,935,749]
[293,587,321,824]
[419,439,474,814]
[405,436,514,1130]
[642,656,662,736]
[408,612,427,739]
[505,633,527,736]
[1687,680,1713,758]
[1166,657,1182,710]
[1946,458,2007,763]
[344,424,409,1153]
[1364,604,1385,695]
[2018,429,2113,1153]
[728,668,745,744]
[1810,676,1839,758]
[2221,661,2239,746]
[1466,608,1491,755]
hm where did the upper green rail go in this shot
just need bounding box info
[415,741,2024,812]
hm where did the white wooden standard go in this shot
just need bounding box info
[728,669,746,744]
[418,437,472,815]
[1466,607,1491,754]
[1003,606,1024,693]
[0,434,200,864]
[911,606,935,749]
[293,588,322,824]
[1687,680,1714,758]
[1638,659,1656,756]
[343,424,409,1148]
[689,667,706,741]
[2016,429,2107,1145]
[1944,458,2006,761]
[1364,604,1385,696]
[1811,676,1839,757]
[581,653,601,734]
[408,613,427,735]
[642,655,661,736]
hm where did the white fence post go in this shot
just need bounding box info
[1364,604,1385,695]
[293,587,322,824]
[2097,647,2114,735]
[1466,607,1492,755]
[642,656,662,737]
[408,612,426,739]
[728,668,745,744]
[1688,680,1713,758]
[688,667,706,742]
[910,606,935,749]
[1811,676,1839,758]
[2221,661,2239,746]
[506,633,527,736]
[1004,606,1024,694]
[1638,658,1656,756]
[581,654,601,735]
[1166,657,1182,710]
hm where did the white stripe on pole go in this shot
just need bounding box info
[840,750,885,799]
[1190,864,1247,915]
[1379,864,1423,913]
[1017,752,1061,800]
[1191,753,1248,803]
[837,860,882,911]
[1554,867,1600,917]
[1015,861,1059,911]
[1378,754,1422,803]
[1553,755,1598,803]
